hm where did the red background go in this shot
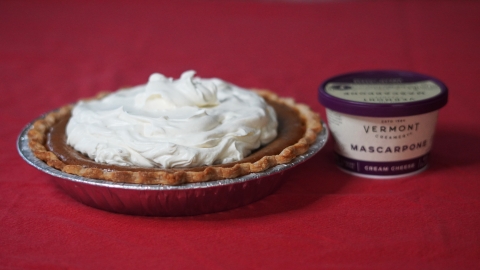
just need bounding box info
[1,0,479,269]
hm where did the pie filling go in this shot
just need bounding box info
[46,99,306,173]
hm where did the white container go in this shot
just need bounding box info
[319,70,448,179]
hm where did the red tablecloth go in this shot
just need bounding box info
[2,0,479,269]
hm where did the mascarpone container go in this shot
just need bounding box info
[319,70,448,179]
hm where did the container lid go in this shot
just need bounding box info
[318,70,448,117]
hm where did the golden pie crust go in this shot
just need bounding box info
[28,90,322,185]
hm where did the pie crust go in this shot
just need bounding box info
[28,90,322,185]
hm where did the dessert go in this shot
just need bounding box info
[28,71,322,185]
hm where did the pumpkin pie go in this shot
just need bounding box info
[28,72,322,185]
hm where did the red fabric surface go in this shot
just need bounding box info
[1,0,480,269]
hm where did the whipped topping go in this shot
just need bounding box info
[66,71,278,168]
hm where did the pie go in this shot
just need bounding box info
[28,75,322,186]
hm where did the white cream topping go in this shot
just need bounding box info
[66,71,278,168]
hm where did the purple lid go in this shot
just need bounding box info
[318,70,448,117]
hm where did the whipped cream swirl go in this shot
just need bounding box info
[66,71,278,168]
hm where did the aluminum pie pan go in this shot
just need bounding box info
[18,115,328,216]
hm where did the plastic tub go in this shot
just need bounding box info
[319,70,448,179]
